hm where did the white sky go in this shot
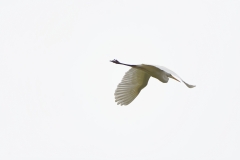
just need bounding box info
[1,0,240,159]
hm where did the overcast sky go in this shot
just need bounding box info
[1,0,240,159]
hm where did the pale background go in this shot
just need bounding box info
[0,0,240,159]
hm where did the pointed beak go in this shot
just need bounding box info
[169,75,180,82]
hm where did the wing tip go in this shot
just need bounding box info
[182,81,196,88]
[189,85,196,88]
[186,84,196,88]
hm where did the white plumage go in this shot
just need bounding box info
[111,59,195,106]
[115,68,150,105]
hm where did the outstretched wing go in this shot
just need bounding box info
[155,65,196,88]
[114,68,150,105]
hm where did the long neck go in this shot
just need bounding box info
[111,59,137,67]
[118,62,136,67]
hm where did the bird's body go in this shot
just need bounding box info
[111,59,195,105]
[135,64,171,83]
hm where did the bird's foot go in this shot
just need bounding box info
[110,59,121,64]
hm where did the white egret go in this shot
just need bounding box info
[110,59,195,106]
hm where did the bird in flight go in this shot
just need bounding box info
[110,59,195,106]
